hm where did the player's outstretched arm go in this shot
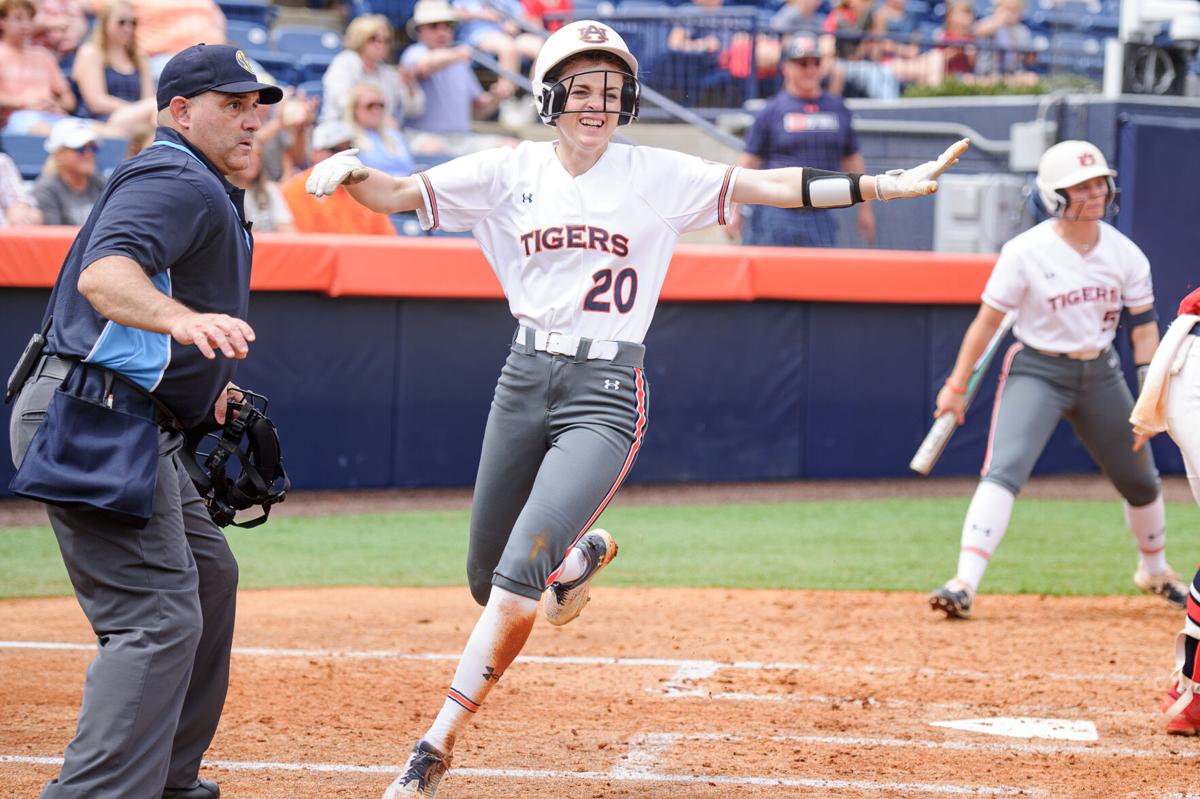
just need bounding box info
[732,138,969,208]
[935,302,1006,423]
[305,149,425,214]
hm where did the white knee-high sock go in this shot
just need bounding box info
[422,587,539,755]
[1125,495,1168,574]
[955,481,1016,592]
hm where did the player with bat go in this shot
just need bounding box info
[927,140,1186,620]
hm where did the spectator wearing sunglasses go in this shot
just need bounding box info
[320,14,425,128]
[346,81,414,177]
[71,0,157,137]
[33,117,107,225]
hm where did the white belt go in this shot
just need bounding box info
[527,328,620,360]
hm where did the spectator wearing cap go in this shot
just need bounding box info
[0,151,42,225]
[0,0,77,135]
[33,118,107,225]
[319,13,425,128]
[281,119,397,235]
[733,35,875,248]
[10,42,281,799]
[400,0,504,142]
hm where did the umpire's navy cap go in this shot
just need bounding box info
[157,43,284,110]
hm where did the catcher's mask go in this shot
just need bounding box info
[185,390,289,528]
[531,20,641,127]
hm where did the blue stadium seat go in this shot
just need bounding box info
[217,0,275,27]
[1042,30,1105,75]
[226,19,270,50]
[246,48,302,86]
[96,137,129,176]
[273,24,343,58]
[0,133,128,179]
[295,79,325,104]
[0,133,49,180]
[298,52,336,83]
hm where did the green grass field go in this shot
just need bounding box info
[3,497,1198,600]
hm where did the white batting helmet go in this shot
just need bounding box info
[531,20,641,127]
[1035,140,1117,217]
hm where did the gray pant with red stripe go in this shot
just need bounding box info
[466,338,649,605]
[982,343,1160,505]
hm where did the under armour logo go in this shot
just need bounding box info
[1078,152,1096,167]
[522,193,533,204]
[604,379,621,390]
[1043,271,1056,280]
[482,666,500,682]
[578,23,609,43]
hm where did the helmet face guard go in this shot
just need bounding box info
[535,67,641,127]
[1035,140,1119,221]
[185,389,289,529]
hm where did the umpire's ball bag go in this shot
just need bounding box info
[10,362,158,528]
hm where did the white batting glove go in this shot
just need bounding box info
[873,138,970,201]
[305,148,369,197]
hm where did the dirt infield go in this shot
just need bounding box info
[1,585,1196,799]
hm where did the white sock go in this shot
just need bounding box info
[955,481,1016,592]
[554,544,588,585]
[422,587,539,755]
[1125,495,1168,575]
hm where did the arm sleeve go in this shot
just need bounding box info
[415,147,510,232]
[634,147,738,233]
[980,245,1026,312]
[81,175,209,276]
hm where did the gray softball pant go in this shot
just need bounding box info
[466,336,649,605]
[981,343,1160,506]
[9,370,238,799]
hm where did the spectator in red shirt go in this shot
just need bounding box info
[936,0,977,78]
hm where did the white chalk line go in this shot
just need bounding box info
[0,639,1149,684]
[0,751,1043,796]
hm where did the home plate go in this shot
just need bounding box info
[930,717,1098,741]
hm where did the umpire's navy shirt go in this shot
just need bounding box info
[743,90,859,173]
[44,126,253,429]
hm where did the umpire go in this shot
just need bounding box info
[6,44,281,799]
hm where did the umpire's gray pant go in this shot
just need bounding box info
[9,371,238,799]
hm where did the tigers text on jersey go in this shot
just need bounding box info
[415,140,738,344]
[982,220,1154,353]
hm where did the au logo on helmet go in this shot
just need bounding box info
[578,23,609,43]
[1077,151,1095,167]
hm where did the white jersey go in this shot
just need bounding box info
[415,140,738,344]
[982,219,1154,353]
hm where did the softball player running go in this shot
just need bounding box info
[307,20,967,797]
[929,139,1186,621]
[1131,287,1200,733]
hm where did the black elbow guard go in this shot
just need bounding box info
[802,169,865,209]
[1125,307,1158,327]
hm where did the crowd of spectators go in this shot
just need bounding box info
[0,0,1062,236]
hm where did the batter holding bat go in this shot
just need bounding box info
[929,139,1186,620]
[307,18,967,797]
